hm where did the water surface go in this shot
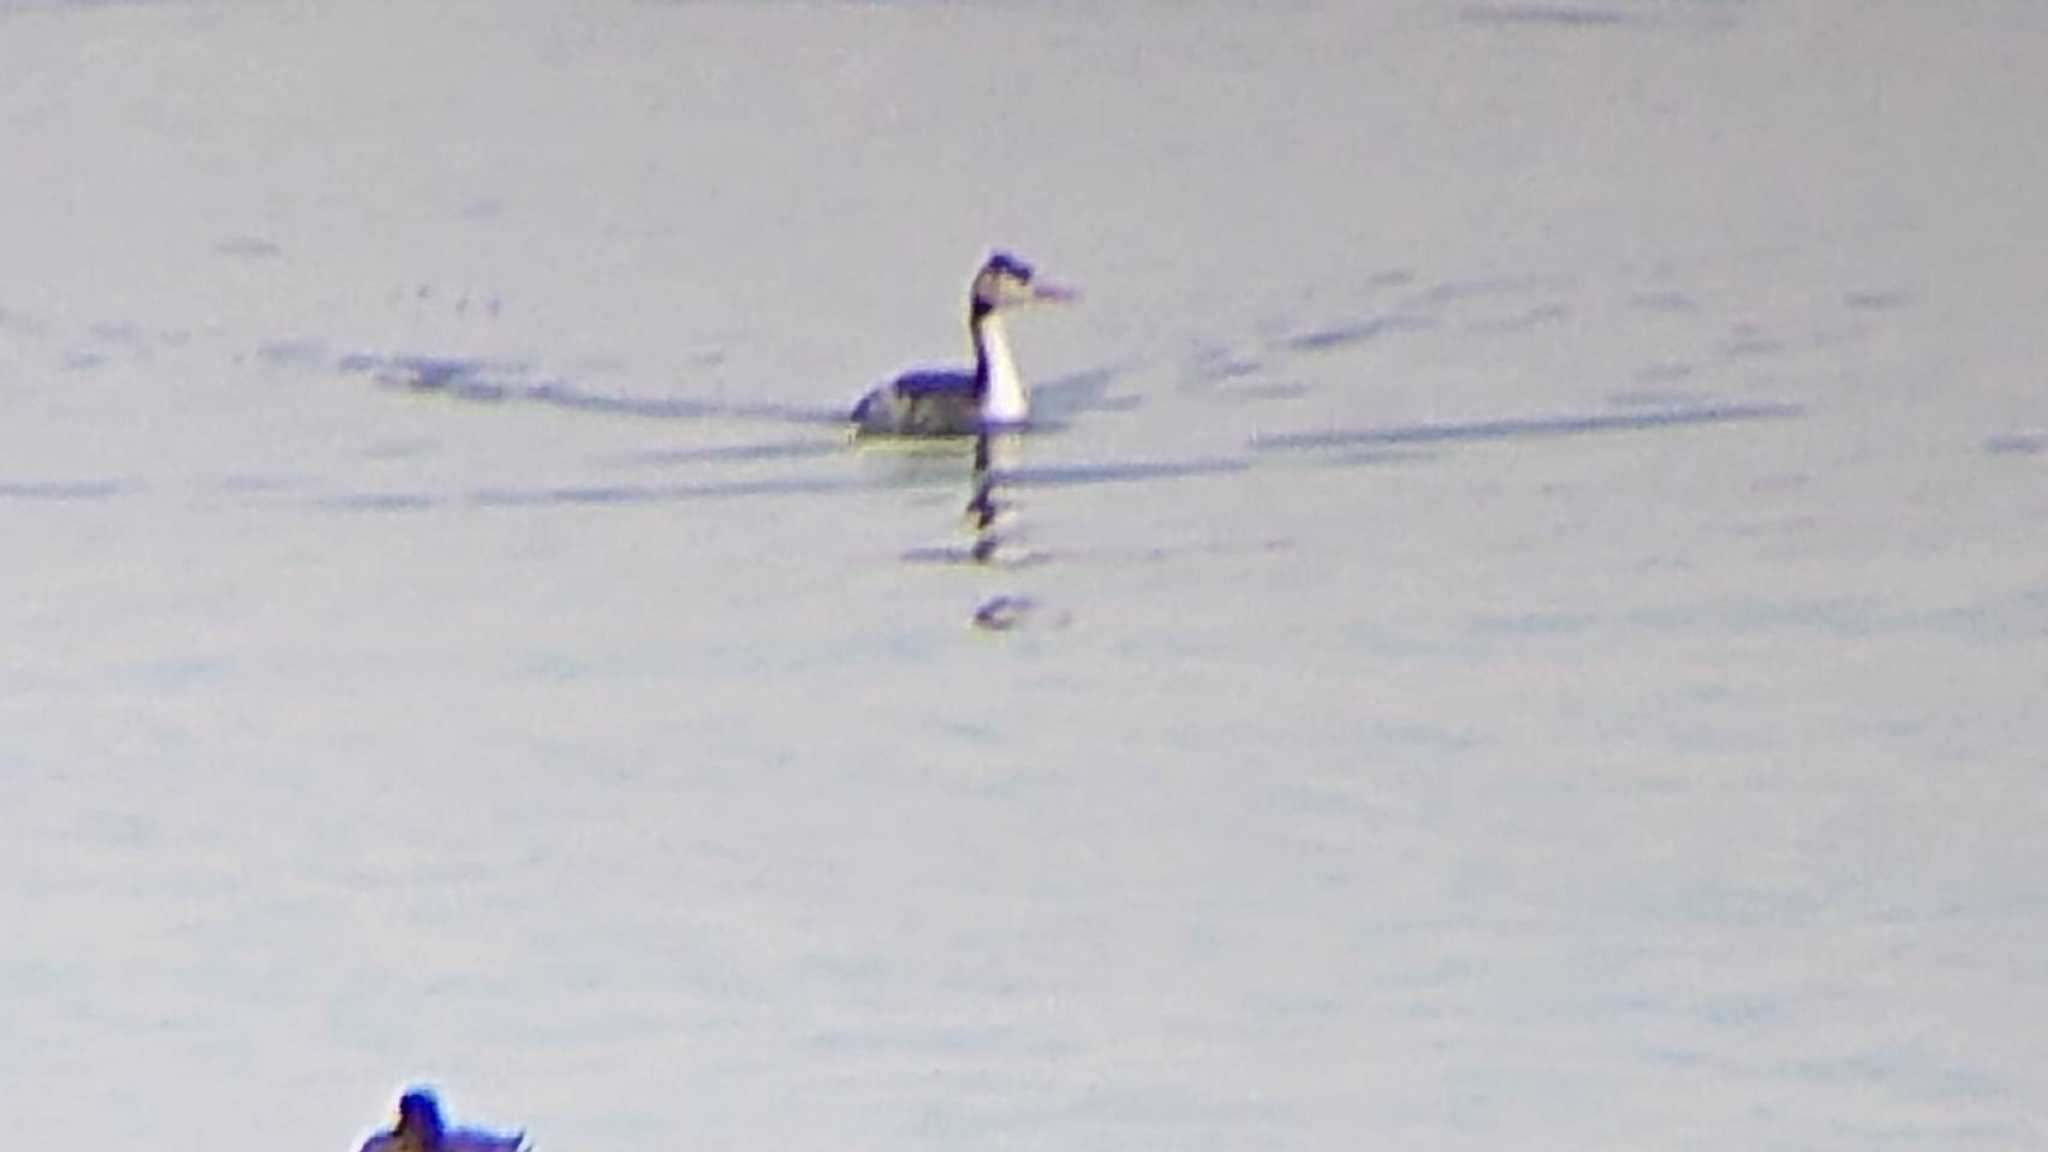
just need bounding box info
[1,1,2044,1148]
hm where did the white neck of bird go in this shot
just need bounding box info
[977,313,1028,425]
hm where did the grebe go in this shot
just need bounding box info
[358,1088,529,1152]
[850,251,1074,437]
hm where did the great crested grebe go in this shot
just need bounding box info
[850,251,1074,437]
[358,1088,529,1152]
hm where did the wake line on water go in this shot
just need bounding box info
[1250,402,1803,453]
[334,354,1128,432]
[341,353,849,427]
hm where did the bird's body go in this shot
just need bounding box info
[850,251,1072,438]
[359,1089,529,1152]
[852,367,984,437]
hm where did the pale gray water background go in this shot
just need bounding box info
[2,1,2046,1147]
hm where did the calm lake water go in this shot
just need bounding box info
[2,1,2044,1148]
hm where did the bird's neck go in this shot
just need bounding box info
[973,312,1027,425]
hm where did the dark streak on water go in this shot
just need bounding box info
[469,475,856,507]
[1631,362,1696,385]
[339,354,1128,433]
[1844,290,1914,313]
[310,449,1258,516]
[363,437,440,461]
[213,236,282,260]
[998,458,1251,488]
[341,352,843,426]
[0,0,166,13]
[1280,313,1435,353]
[1631,290,1699,313]
[320,492,439,511]
[904,536,1290,572]
[1983,433,2044,457]
[972,595,1044,632]
[1720,329,1787,360]
[0,306,45,337]
[217,474,311,494]
[255,340,331,368]
[87,323,144,344]
[1462,5,1633,27]
[0,479,134,501]
[526,381,850,425]
[1251,403,1801,453]
[1185,348,1264,387]
[1283,320,1389,353]
[1461,1,1747,29]
[901,544,1048,571]
[326,468,956,512]
[1418,273,1575,304]
[1462,302,1571,334]
[470,485,671,508]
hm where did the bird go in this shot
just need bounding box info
[849,250,1075,437]
[357,1087,529,1152]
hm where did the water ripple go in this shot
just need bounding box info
[1251,402,1801,453]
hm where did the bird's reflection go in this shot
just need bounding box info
[966,427,1003,564]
